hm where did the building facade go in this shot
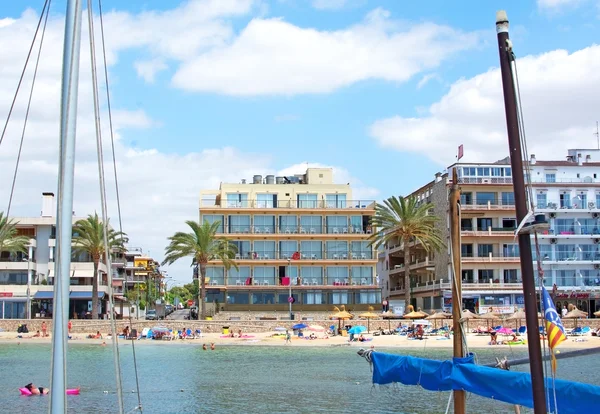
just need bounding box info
[381,149,600,317]
[199,168,381,312]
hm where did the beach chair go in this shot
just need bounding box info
[517,326,527,336]
[140,327,150,339]
[127,329,138,340]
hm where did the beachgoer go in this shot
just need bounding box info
[33,331,41,337]
[123,326,130,337]
[489,331,498,345]
[41,321,47,337]
[202,344,207,350]
[24,383,48,395]
[68,320,72,334]
[285,330,291,344]
[238,329,242,338]
[358,334,366,342]
[210,343,215,350]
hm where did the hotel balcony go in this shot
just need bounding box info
[221,225,372,237]
[200,199,376,211]
[201,276,377,288]
[461,252,520,263]
[215,250,376,263]
[460,199,515,212]
[536,225,600,237]
[461,227,515,237]
[439,281,524,292]
[456,177,513,185]
[388,258,434,275]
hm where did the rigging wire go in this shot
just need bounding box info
[0,0,50,150]
[85,1,124,412]
[6,0,52,216]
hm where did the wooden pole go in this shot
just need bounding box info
[450,167,466,413]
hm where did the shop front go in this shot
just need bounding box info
[553,291,600,316]
[0,292,26,319]
[443,291,524,314]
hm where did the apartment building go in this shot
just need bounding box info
[380,148,600,317]
[198,168,380,312]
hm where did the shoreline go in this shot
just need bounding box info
[2,331,599,350]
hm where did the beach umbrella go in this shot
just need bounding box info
[426,312,451,328]
[496,327,514,336]
[359,306,379,333]
[459,309,478,332]
[292,323,308,330]
[348,325,367,335]
[329,305,354,331]
[563,308,588,328]
[404,311,427,319]
[381,310,400,330]
[307,325,325,332]
[478,312,501,329]
[273,327,286,332]
[507,309,527,330]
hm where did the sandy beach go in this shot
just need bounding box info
[2,330,599,350]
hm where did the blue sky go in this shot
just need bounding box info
[1,0,600,281]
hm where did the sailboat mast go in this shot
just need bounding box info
[50,0,83,412]
[495,11,547,414]
[449,168,466,413]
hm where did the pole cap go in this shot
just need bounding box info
[496,10,508,24]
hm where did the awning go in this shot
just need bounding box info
[69,291,106,300]
[34,291,54,300]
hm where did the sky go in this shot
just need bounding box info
[1,0,600,284]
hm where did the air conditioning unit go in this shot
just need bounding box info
[549,213,556,219]
[593,212,599,219]
[550,238,558,244]
[594,239,600,244]
[595,264,600,270]
[589,202,596,209]
[548,202,558,209]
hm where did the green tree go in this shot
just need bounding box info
[0,212,30,255]
[162,221,237,319]
[72,213,127,320]
[170,285,193,304]
[369,196,444,312]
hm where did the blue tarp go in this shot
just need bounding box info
[69,291,105,300]
[371,352,600,413]
[33,291,54,300]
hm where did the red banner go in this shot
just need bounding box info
[0,292,13,297]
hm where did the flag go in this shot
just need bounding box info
[542,286,567,374]
[457,144,464,160]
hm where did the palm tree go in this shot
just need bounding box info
[0,211,30,255]
[72,213,127,320]
[369,196,444,312]
[162,220,238,320]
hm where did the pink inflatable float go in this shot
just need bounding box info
[19,388,80,396]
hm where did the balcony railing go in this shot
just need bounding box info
[201,199,376,209]
[461,227,515,236]
[541,225,600,235]
[461,200,515,210]
[204,276,376,287]
[230,250,375,260]
[222,225,373,235]
[461,253,520,262]
[457,177,513,185]
[537,202,599,210]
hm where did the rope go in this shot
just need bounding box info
[127,313,143,412]
[6,0,52,216]
[0,0,49,150]
[86,1,124,412]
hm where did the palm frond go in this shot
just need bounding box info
[0,211,30,254]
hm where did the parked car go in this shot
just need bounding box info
[177,303,184,310]
[165,305,173,315]
[145,310,157,320]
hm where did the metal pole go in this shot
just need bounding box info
[50,0,83,412]
[26,245,32,320]
[288,259,292,320]
[496,11,547,414]
[449,168,466,414]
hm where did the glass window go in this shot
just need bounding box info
[536,193,547,208]
[230,241,250,259]
[503,269,521,283]
[200,215,224,233]
[253,215,275,233]
[478,244,494,257]
[279,215,297,233]
[501,192,514,206]
[478,269,494,283]
[325,194,347,208]
[278,241,298,259]
[226,193,248,207]
[253,266,276,285]
[354,290,380,304]
[228,291,249,304]
[1,301,26,319]
[302,290,323,304]
[0,271,28,285]
[555,218,575,234]
[300,266,323,284]
[351,266,373,284]
[596,193,600,207]
[350,241,371,259]
[251,291,276,305]
[574,193,587,209]
[476,192,496,205]
[559,193,571,208]
[228,215,251,233]
[330,290,348,305]
[205,267,224,285]
[476,167,490,176]
[300,241,322,259]
[299,216,323,234]
[326,216,348,233]
[253,241,276,259]
[349,216,363,233]
[327,266,348,285]
[297,194,318,208]
[502,244,520,257]
[228,266,250,285]
[256,194,275,208]
[326,241,348,259]
[545,173,556,183]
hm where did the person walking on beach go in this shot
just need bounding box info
[41,321,47,337]
[285,329,291,344]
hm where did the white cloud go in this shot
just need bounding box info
[416,73,441,89]
[0,5,378,284]
[133,59,168,83]
[537,0,587,9]
[369,46,600,165]
[311,0,349,10]
[171,8,480,96]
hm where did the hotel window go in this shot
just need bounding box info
[279,241,298,259]
[476,167,491,176]
[351,266,372,284]
[201,214,224,233]
[478,269,494,283]
[205,267,224,285]
[302,290,323,305]
[230,241,250,258]
[256,193,276,208]
[228,215,251,233]
[574,192,587,209]
[356,290,380,304]
[279,215,297,233]
[461,244,473,258]
[226,193,248,207]
[227,266,250,285]
[300,216,322,233]
[327,266,348,284]
[350,216,365,233]
[326,216,348,233]
[501,192,514,206]
[253,266,276,285]
[559,192,571,208]
[536,193,547,208]
[475,192,496,205]
[326,241,348,259]
[0,271,28,285]
[477,244,494,257]
[503,269,520,283]
[297,193,318,208]
[545,173,556,183]
[503,244,520,257]
[300,241,322,259]
[596,193,600,207]
[251,292,276,305]
[301,266,323,284]
[461,192,473,205]
[325,194,347,208]
[228,291,249,304]
[253,215,275,233]
[253,241,276,259]
[351,241,371,259]
[331,290,349,305]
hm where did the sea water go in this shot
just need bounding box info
[0,343,598,413]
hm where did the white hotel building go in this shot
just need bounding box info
[381,148,600,316]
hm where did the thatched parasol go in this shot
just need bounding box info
[381,310,401,330]
[478,311,501,329]
[404,311,428,319]
[358,306,379,333]
[426,312,451,328]
[507,309,527,329]
[459,309,478,331]
[594,310,600,317]
[563,308,588,328]
[329,305,353,332]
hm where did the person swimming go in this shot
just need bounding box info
[24,383,48,395]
